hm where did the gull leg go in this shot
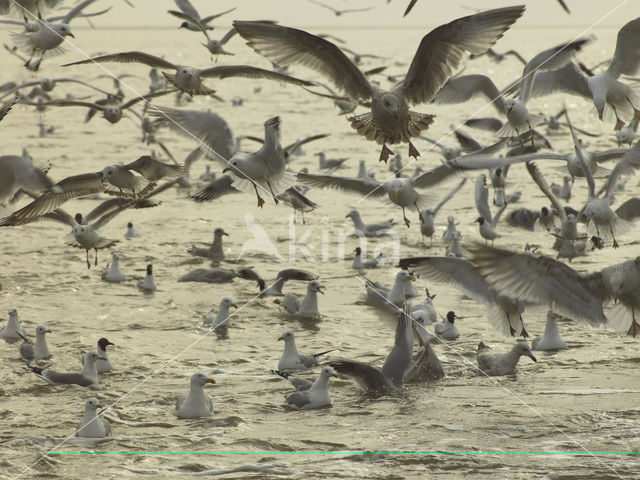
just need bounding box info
[25,48,36,69]
[611,105,624,130]
[252,182,265,208]
[267,180,279,205]
[527,122,534,147]
[610,223,619,248]
[85,250,91,269]
[408,141,420,159]
[414,202,424,223]
[625,97,640,120]
[302,212,306,225]
[379,143,394,163]
[402,206,411,228]
[94,249,98,266]
[627,308,640,337]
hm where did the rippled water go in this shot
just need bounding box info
[1,19,640,480]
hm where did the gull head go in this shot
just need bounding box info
[222,159,240,173]
[104,105,122,124]
[191,372,216,387]
[320,366,336,378]
[514,342,537,362]
[72,225,87,236]
[475,217,486,225]
[278,330,294,342]
[85,397,102,411]
[447,215,455,223]
[308,280,324,295]
[179,66,195,80]
[388,178,405,199]
[354,247,362,255]
[8,307,17,318]
[345,209,358,219]
[85,351,100,364]
[101,165,117,181]
[503,98,516,115]
[179,21,190,30]
[214,228,229,237]
[220,297,238,309]
[97,338,114,350]
[56,24,74,38]
[379,93,401,121]
[396,269,416,283]
[35,325,50,336]
[445,311,456,324]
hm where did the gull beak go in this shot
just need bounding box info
[107,341,115,346]
[68,32,75,39]
[231,303,238,309]
[394,191,399,200]
[408,275,416,281]
[46,329,52,333]
[222,231,229,236]
[222,167,230,173]
[597,106,604,121]
[527,352,538,362]
[317,286,325,295]
[277,335,284,341]
[206,378,216,384]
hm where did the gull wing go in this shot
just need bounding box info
[330,359,389,393]
[63,51,177,70]
[399,6,525,105]
[469,244,607,325]
[296,172,385,197]
[189,175,240,202]
[608,17,640,77]
[525,162,566,221]
[0,172,104,226]
[199,65,313,87]
[233,20,372,101]
[433,74,505,114]
[381,308,413,390]
[124,155,184,181]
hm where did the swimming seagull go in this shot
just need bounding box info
[1,307,25,343]
[276,280,325,319]
[234,7,525,162]
[138,264,157,292]
[364,270,419,311]
[282,366,335,410]
[476,341,537,376]
[237,267,318,296]
[277,330,333,371]
[79,338,114,374]
[202,297,237,331]
[28,351,100,387]
[101,252,125,282]
[75,397,110,438]
[174,372,215,418]
[352,247,382,269]
[433,311,459,340]
[189,227,228,261]
[63,53,314,97]
[125,222,139,238]
[178,267,237,283]
[17,325,51,361]
[523,17,640,130]
[345,209,395,237]
[531,310,567,351]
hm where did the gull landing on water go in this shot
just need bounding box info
[234,6,525,162]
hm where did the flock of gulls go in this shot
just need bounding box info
[0,0,640,465]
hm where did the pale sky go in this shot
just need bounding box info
[84,0,636,29]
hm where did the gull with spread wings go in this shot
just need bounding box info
[233,6,525,163]
[64,53,314,97]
